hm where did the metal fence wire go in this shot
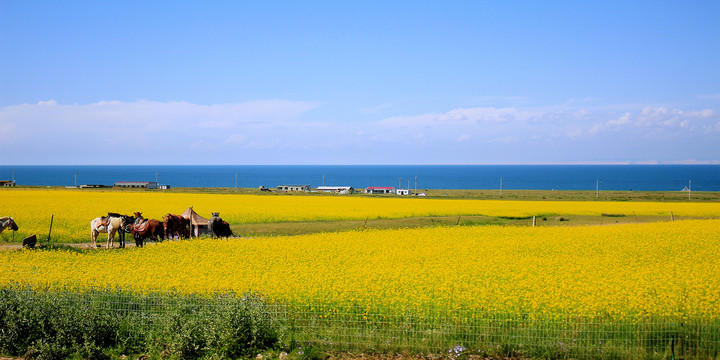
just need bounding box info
[1,285,717,359]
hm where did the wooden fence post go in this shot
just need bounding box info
[47,215,54,243]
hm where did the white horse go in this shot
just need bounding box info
[90,215,126,248]
[0,216,19,235]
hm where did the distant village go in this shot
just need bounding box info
[273,185,425,196]
[110,182,424,195]
[0,179,425,195]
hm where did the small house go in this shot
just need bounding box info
[277,185,311,192]
[365,186,394,194]
[0,180,16,187]
[316,186,354,194]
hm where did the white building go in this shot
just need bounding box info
[365,186,395,194]
[316,186,354,194]
[277,185,311,192]
[396,188,410,196]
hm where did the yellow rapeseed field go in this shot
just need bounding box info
[2,188,720,243]
[1,220,718,321]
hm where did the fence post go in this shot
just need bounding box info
[47,215,54,243]
[532,215,536,227]
[671,211,674,221]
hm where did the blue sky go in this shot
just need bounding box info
[1,1,719,165]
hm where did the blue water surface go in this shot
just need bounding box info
[0,165,718,191]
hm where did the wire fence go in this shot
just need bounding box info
[1,284,718,359]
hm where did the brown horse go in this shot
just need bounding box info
[163,213,190,239]
[209,212,233,238]
[131,212,164,247]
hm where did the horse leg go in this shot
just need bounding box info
[106,229,113,249]
[91,229,97,248]
[154,226,164,243]
[119,230,125,249]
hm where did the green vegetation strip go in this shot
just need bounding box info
[2,287,717,360]
[0,287,278,360]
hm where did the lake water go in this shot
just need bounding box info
[0,165,718,191]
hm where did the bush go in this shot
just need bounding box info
[0,287,279,359]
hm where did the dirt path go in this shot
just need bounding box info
[0,241,141,251]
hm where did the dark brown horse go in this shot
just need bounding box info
[209,212,233,238]
[163,213,190,239]
[131,212,164,247]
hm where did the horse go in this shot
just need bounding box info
[113,214,135,248]
[131,212,164,247]
[90,217,108,248]
[0,217,19,235]
[163,213,190,239]
[90,213,134,248]
[209,212,233,238]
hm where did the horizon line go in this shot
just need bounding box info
[2,161,719,167]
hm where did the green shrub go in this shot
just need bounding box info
[0,287,279,359]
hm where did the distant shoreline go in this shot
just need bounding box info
[3,186,719,202]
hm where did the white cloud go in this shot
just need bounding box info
[607,112,632,126]
[223,134,247,145]
[574,109,591,117]
[0,99,322,163]
[485,135,520,144]
[0,119,15,136]
[1,99,718,164]
[359,103,394,114]
[379,107,535,127]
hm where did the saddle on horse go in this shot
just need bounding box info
[133,219,149,232]
[99,212,123,227]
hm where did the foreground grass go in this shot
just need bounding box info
[3,286,716,360]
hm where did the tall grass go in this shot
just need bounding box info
[0,286,279,360]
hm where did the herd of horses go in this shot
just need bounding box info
[2,212,233,249]
[90,212,234,248]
